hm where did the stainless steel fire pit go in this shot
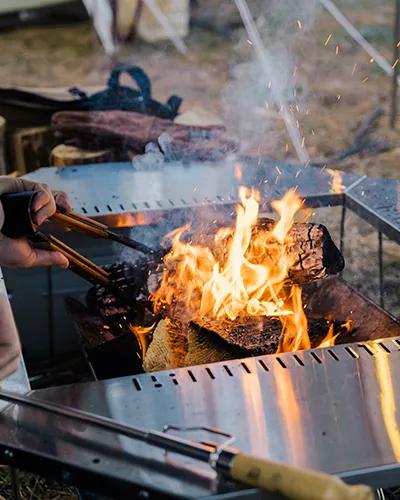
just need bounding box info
[0,158,399,499]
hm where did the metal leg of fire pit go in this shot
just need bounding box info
[47,267,55,360]
[339,204,346,277]
[378,231,385,309]
[10,467,22,500]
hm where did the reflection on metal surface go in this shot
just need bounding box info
[274,366,306,465]
[242,370,268,456]
[0,268,30,410]
[328,169,345,194]
[2,339,400,497]
[371,341,400,461]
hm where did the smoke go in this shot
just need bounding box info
[222,0,321,160]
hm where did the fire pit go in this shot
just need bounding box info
[63,179,400,380]
[1,160,400,499]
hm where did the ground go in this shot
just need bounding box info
[0,1,399,498]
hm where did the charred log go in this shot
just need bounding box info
[142,313,351,372]
[256,218,345,283]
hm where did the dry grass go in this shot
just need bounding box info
[0,466,77,500]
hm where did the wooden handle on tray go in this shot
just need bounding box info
[230,453,375,500]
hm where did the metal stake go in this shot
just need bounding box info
[378,231,384,309]
[10,468,22,500]
[391,0,400,129]
[339,205,346,277]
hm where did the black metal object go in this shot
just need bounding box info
[0,191,37,239]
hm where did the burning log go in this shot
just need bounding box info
[252,218,344,284]
[142,315,350,373]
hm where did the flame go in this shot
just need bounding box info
[130,324,155,358]
[152,187,342,353]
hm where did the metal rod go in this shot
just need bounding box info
[10,467,22,500]
[320,0,398,81]
[0,390,212,464]
[391,0,400,129]
[47,267,54,360]
[339,204,346,278]
[378,231,385,309]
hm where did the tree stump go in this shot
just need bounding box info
[50,144,114,167]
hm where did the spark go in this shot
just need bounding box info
[301,137,305,147]
[296,120,300,128]
[268,81,272,89]
[337,94,341,99]
[335,45,339,55]
[320,165,326,172]
[275,176,279,184]
[392,59,399,69]
[305,109,309,115]
[286,144,289,152]
[370,58,374,62]
[276,166,282,174]
[258,158,262,165]
[305,160,310,168]
[289,106,294,115]
[265,101,269,110]
[296,105,300,112]
[297,20,302,29]
[351,63,358,76]
[247,39,253,45]
[293,66,298,76]
[398,41,400,47]
[257,144,261,154]
[193,188,197,192]
[361,191,365,196]
[295,170,302,177]
[324,34,332,45]
[311,129,315,136]
[362,77,369,83]
[294,88,297,97]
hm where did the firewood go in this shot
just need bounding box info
[256,218,344,284]
[193,315,346,356]
[169,218,344,286]
[142,314,350,372]
[50,144,114,167]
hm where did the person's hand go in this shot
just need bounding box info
[0,177,70,269]
[0,293,20,381]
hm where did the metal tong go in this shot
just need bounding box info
[0,191,163,288]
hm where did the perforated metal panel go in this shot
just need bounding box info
[1,338,400,498]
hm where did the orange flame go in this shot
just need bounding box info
[152,187,342,353]
[130,323,155,358]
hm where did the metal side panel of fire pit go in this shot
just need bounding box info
[345,176,400,244]
[1,339,400,498]
[22,161,360,228]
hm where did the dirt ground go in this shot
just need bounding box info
[0,1,398,498]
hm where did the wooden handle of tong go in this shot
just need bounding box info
[50,212,109,238]
[230,453,375,500]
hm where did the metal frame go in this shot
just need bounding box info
[23,160,400,315]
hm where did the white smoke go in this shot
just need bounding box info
[222,0,321,160]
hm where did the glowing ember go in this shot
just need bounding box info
[152,187,342,353]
